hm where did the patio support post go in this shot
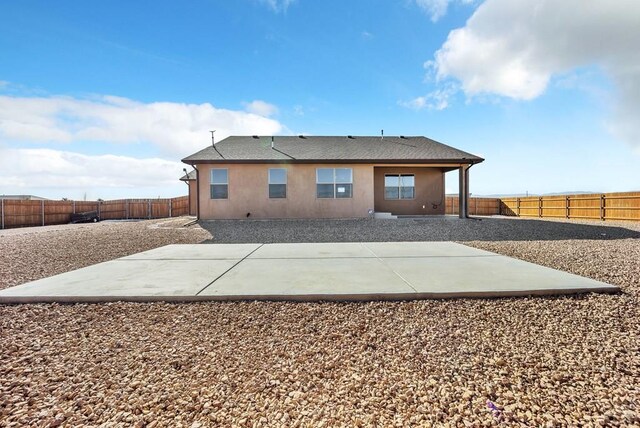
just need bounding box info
[458,165,470,218]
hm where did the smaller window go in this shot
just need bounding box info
[210,169,228,199]
[384,174,415,200]
[268,168,287,198]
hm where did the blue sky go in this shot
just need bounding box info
[1,0,638,199]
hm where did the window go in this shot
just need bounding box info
[385,174,415,200]
[317,168,352,198]
[210,169,228,199]
[268,168,287,198]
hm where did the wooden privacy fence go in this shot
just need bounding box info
[0,196,190,229]
[445,196,501,216]
[499,192,640,222]
[446,192,640,221]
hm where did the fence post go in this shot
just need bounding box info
[73,200,76,214]
[148,200,151,219]
[600,194,605,221]
[41,200,45,226]
[566,196,569,219]
[1,198,4,229]
[126,200,129,220]
[475,198,478,216]
[97,201,101,220]
[516,198,520,217]
[168,199,172,218]
[539,197,542,218]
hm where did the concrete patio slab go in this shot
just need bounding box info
[249,242,374,259]
[363,241,497,258]
[0,242,619,303]
[0,259,239,299]
[383,256,615,296]
[201,258,414,298]
[121,243,261,260]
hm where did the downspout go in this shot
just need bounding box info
[182,168,191,216]
[195,166,200,220]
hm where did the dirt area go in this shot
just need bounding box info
[1,218,639,426]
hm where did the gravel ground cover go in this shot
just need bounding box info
[200,216,640,243]
[1,217,639,427]
[0,218,211,290]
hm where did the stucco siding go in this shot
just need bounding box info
[197,164,375,219]
[188,181,197,216]
[373,167,445,215]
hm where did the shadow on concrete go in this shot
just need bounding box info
[200,217,640,244]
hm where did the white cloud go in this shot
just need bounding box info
[0,94,285,156]
[415,0,474,22]
[243,100,279,117]
[431,0,640,149]
[259,0,296,13]
[400,84,457,110]
[0,148,186,199]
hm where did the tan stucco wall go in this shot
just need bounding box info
[196,164,375,219]
[188,181,197,216]
[373,167,445,215]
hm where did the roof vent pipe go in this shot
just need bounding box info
[209,130,224,159]
[271,136,274,149]
[381,129,384,139]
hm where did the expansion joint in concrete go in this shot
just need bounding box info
[195,244,265,296]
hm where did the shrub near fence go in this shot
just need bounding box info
[0,196,190,229]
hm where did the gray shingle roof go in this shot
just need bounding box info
[182,136,483,164]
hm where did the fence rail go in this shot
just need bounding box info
[445,196,501,216]
[2,192,638,229]
[498,192,640,222]
[0,196,190,229]
[444,192,640,221]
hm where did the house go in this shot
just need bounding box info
[182,135,483,219]
[179,169,197,215]
[0,195,48,200]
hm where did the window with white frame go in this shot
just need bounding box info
[384,174,415,199]
[316,168,353,198]
[210,169,228,199]
[268,168,287,198]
